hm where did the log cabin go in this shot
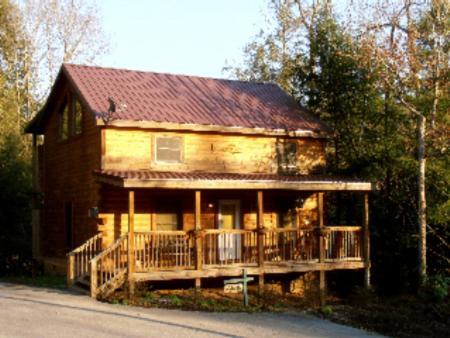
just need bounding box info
[26,64,373,298]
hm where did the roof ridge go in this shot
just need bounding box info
[62,63,276,87]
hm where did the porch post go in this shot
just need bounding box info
[318,192,326,307]
[195,190,202,289]
[257,190,265,290]
[31,134,40,261]
[127,190,135,297]
[363,192,371,289]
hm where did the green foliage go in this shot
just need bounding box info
[231,1,449,293]
[420,275,450,303]
[0,133,32,275]
[320,305,333,316]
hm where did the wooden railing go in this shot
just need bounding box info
[67,233,102,287]
[263,228,318,262]
[203,229,258,266]
[90,234,128,298]
[134,231,195,271]
[324,226,363,261]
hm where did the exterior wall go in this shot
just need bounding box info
[40,91,101,258]
[98,187,319,248]
[102,128,326,174]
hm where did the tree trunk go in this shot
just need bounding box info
[417,114,427,285]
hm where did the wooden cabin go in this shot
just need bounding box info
[26,64,372,298]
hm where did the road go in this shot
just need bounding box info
[0,282,383,338]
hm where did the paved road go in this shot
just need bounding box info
[0,282,383,338]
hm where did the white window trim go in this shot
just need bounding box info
[154,135,184,164]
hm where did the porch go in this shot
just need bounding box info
[67,171,372,298]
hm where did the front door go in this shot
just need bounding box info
[218,200,241,261]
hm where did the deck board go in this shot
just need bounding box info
[133,260,365,282]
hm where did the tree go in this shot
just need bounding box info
[356,0,449,284]
[19,0,109,115]
[227,0,449,291]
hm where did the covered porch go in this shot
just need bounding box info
[68,170,373,298]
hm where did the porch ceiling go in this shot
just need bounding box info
[93,170,374,191]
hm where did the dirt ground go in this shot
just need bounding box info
[324,293,450,338]
[106,279,449,338]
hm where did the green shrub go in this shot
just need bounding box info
[421,275,450,302]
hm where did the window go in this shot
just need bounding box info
[155,136,182,163]
[59,100,69,140]
[277,139,298,174]
[59,95,83,140]
[155,201,180,231]
[155,213,179,231]
[73,100,83,135]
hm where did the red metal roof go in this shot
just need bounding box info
[61,64,328,133]
[93,170,373,191]
[94,170,360,183]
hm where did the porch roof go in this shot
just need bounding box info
[93,170,374,191]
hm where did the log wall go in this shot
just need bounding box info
[103,129,326,174]
[40,88,101,257]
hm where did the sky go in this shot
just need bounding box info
[98,0,268,79]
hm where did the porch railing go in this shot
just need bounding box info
[90,234,128,298]
[67,233,103,286]
[134,231,195,271]
[324,226,363,261]
[203,229,258,266]
[263,228,318,263]
[129,226,362,271]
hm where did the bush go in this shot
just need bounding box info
[420,275,450,302]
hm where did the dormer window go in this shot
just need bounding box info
[155,136,183,163]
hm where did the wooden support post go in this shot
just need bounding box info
[31,134,40,261]
[257,191,265,292]
[127,190,135,297]
[90,259,98,298]
[67,254,75,288]
[363,192,371,289]
[317,192,326,306]
[195,190,202,289]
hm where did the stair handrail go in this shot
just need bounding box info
[89,234,128,298]
[66,233,103,287]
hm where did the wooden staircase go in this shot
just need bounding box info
[67,234,128,299]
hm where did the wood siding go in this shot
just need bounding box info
[102,129,326,174]
[40,89,101,258]
[97,187,318,248]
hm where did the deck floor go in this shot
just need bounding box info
[133,260,365,281]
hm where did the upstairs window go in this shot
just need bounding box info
[277,139,298,173]
[155,136,183,163]
[73,100,83,135]
[58,95,83,141]
[59,100,69,140]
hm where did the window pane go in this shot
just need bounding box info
[60,102,69,140]
[74,100,82,135]
[156,136,182,162]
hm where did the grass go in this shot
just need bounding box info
[0,274,67,289]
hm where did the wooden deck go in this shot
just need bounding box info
[67,224,368,298]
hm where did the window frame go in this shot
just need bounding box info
[153,135,184,164]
